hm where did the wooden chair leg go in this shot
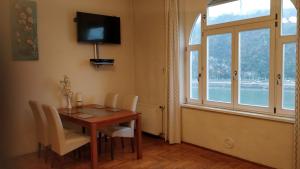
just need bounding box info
[110,137,114,160]
[38,143,42,158]
[121,138,125,150]
[45,146,50,163]
[130,138,135,153]
[98,132,102,155]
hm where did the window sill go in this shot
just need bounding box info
[181,104,295,124]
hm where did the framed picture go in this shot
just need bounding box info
[11,0,38,60]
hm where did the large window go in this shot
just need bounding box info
[186,0,297,117]
[207,0,271,25]
[187,15,201,102]
[190,50,200,99]
[207,33,232,103]
[282,42,296,110]
[281,0,297,36]
[238,28,270,107]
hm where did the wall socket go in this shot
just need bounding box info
[224,137,235,149]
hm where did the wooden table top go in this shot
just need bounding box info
[58,104,140,126]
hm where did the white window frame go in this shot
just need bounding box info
[185,0,297,118]
[186,14,202,104]
[204,0,276,30]
[203,27,234,109]
[233,21,276,115]
[275,0,297,116]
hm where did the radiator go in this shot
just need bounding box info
[137,103,163,136]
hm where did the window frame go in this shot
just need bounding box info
[185,0,297,118]
[233,21,276,115]
[186,14,202,104]
[204,0,276,31]
[203,27,235,109]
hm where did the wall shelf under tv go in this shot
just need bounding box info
[90,59,114,65]
[89,44,114,67]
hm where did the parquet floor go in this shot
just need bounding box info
[5,134,271,169]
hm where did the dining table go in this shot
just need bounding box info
[58,104,142,169]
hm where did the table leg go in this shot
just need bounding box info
[90,124,98,169]
[136,114,142,159]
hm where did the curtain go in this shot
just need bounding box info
[165,0,181,144]
[295,1,300,168]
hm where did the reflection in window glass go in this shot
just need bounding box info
[282,0,297,36]
[190,51,199,99]
[207,33,232,103]
[207,0,270,25]
[239,28,270,107]
[283,43,296,110]
[189,15,201,45]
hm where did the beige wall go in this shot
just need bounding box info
[132,0,166,135]
[1,0,135,156]
[182,108,294,169]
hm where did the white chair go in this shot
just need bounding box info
[29,101,49,162]
[42,104,90,167]
[29,101,78,163]
[104,93,119,108]
[101,95,138,160]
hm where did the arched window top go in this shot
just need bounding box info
[189,14,201,45]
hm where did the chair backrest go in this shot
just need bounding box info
[121,95,139,129]
[104,93,119,108]
[29,100,48,146]
[121,95,138,112]
[42,105,65,154]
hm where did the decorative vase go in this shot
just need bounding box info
[66,96,72,109]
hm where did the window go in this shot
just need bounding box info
[238,28,270,107]
[281,0,297,36]
[207,33,232,103]
[207,0,271,25]
[190,51,200,99]
[282,42,296,110]
[187,15,202,102]
[190,16,201,45]
[186,0,297,117]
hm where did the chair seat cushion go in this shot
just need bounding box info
[60,132,90,156]
[101,126,134,138]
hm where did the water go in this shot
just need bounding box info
[191,82,295,110]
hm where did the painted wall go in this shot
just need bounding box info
[1,0,135,156]
[132,0,166,136]
[182,108,294,169]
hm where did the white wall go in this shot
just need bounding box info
[182,108,294,168]
[1,0,135,156]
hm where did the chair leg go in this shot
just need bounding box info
[38,143,42,158]
[98,132,102,155]
[45,146,50,163]
[130,138,135,153]
[110,137,114,160]
[121,138,125,150]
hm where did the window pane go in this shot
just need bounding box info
[282,43,296,110]
[239,28,270,107]
[190,51,199,99]
[207,0,270,25]
[207,33,232,103]
[281,0,297,36]
[189,15,201,45]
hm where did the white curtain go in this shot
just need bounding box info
[295,0,300,168]
[165,0,182,144]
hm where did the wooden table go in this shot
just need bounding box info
[58,104,142,169]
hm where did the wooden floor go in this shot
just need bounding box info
[5,134,271,169]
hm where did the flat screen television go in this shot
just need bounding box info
[76,12,121,44]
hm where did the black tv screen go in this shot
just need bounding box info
[76,12,121,44]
